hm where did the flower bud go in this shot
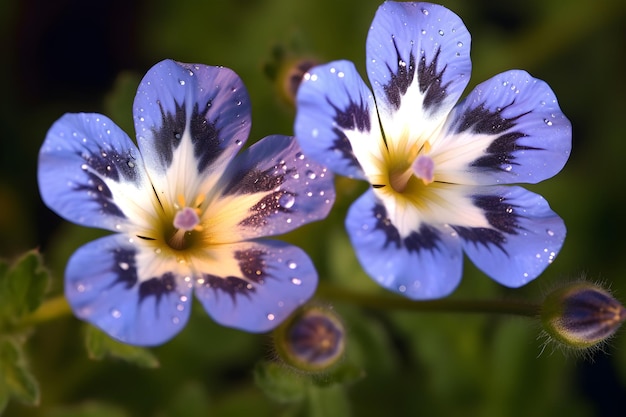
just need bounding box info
[273,305,345,373]
[540,281,626,349]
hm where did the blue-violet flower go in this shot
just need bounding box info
[38,60,335,346]
[295,1,571,299]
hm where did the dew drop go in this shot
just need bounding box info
[267,313,276,321]
[235,139,242,146]
[504,164,513,172]
[422,8,429,15]
[176,304,185,312]
[438,29,444,36]
[179,79,186,85]
[154,248,162,254]
[421,29,427,35]
[111,309,121,319]
[76,282,86,293]
[288,261,298,269]
[505,206,513,214]
[457,41,463,47]
[172,316,180,324]
[306,170,316,180]
[295,152,305,160]
[279,194,296,209]
[127,161,135,168]
[546,229,555,237]
[81,164,88,170]
[118,262,129,270]
[543,118,553,126]
[291,277,302,285]
[398,285,407,293]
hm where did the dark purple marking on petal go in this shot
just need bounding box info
[451,194,522,253]
[224,166,297,228]
[138,272,176,305]
[74,172,126,218]
[224,166,287,195]
[417,47,450,112]
[153,100,222,172]
[373,204,441,253]
[200,249,268,301]
[383,39,417,110]
[111,247,138,289]
[76,146,139,183]
[383,40,449,113]
[456,101,542,172]
[327,97,370,169]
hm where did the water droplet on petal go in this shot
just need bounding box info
[546,229,555,237]
[544,118,553,126]
[398,285,407,293]
[267,313,276,321]
[288,261,298,269]
[438,29,444,36]
[179,79,186,85]
[291,277,302,285]
[118,262,129,270]
[279,194,296,209]
[111,309,121,318]
[306,170,316,180]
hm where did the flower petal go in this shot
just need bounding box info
[209,135,334,242]
[193,240,317,332]
[38,113,153,232]
[133,60,251,196]
[65,234,193,346]
[435,70,572,185]
[346,189,463,299]
[366,1,471,142]
[451,185,566,287]
[295,60,382,180]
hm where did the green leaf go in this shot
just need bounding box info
[48,402,130,417]
[253,361,308,404]
[0,250,49,324]
[0,338,40,407]
[311,362,365,388]
[84,325,160,368]
[306,384,351,417]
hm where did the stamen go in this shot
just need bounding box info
[412,154,435,184]
[173,207,200,231]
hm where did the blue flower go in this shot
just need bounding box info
[38,60,335,346]
[294,2,571,299]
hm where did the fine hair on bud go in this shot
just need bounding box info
[539,278,626,356]
[271,304,345,374]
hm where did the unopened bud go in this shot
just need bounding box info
[273,305,345,373]
[540,281,626,349]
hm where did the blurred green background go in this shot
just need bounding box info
[1,0,626,416]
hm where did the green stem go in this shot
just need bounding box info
[21,295,72,327]
[316,282,540,317]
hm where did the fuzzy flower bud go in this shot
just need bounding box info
[540,282,626,349]
[273,306,345,373]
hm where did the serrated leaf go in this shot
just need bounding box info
[0,250,49,324]
[84,325,159,368]
[253,361,308,404]
[0,338,40,406]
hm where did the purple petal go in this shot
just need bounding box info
[194,240,317,332]
[437,70,572,185]
[452,185,566,287]
[133,60,251,191]
[366,1,471,138]
[218,135,335,240]
[345,189,463,299]
[65,234,193,346]
[38,113,151,232]
[295,60,381,180]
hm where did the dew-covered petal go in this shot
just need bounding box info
[38,113,153,232]
[295,60,382,180]
[451,185,566,287]
[366,1,471,144]
[345,189,463,299]
[133,60,251,197]
[211,135,334,242]
[65,234,193,346]
[435,70,572,185]
[193,240,317,332]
